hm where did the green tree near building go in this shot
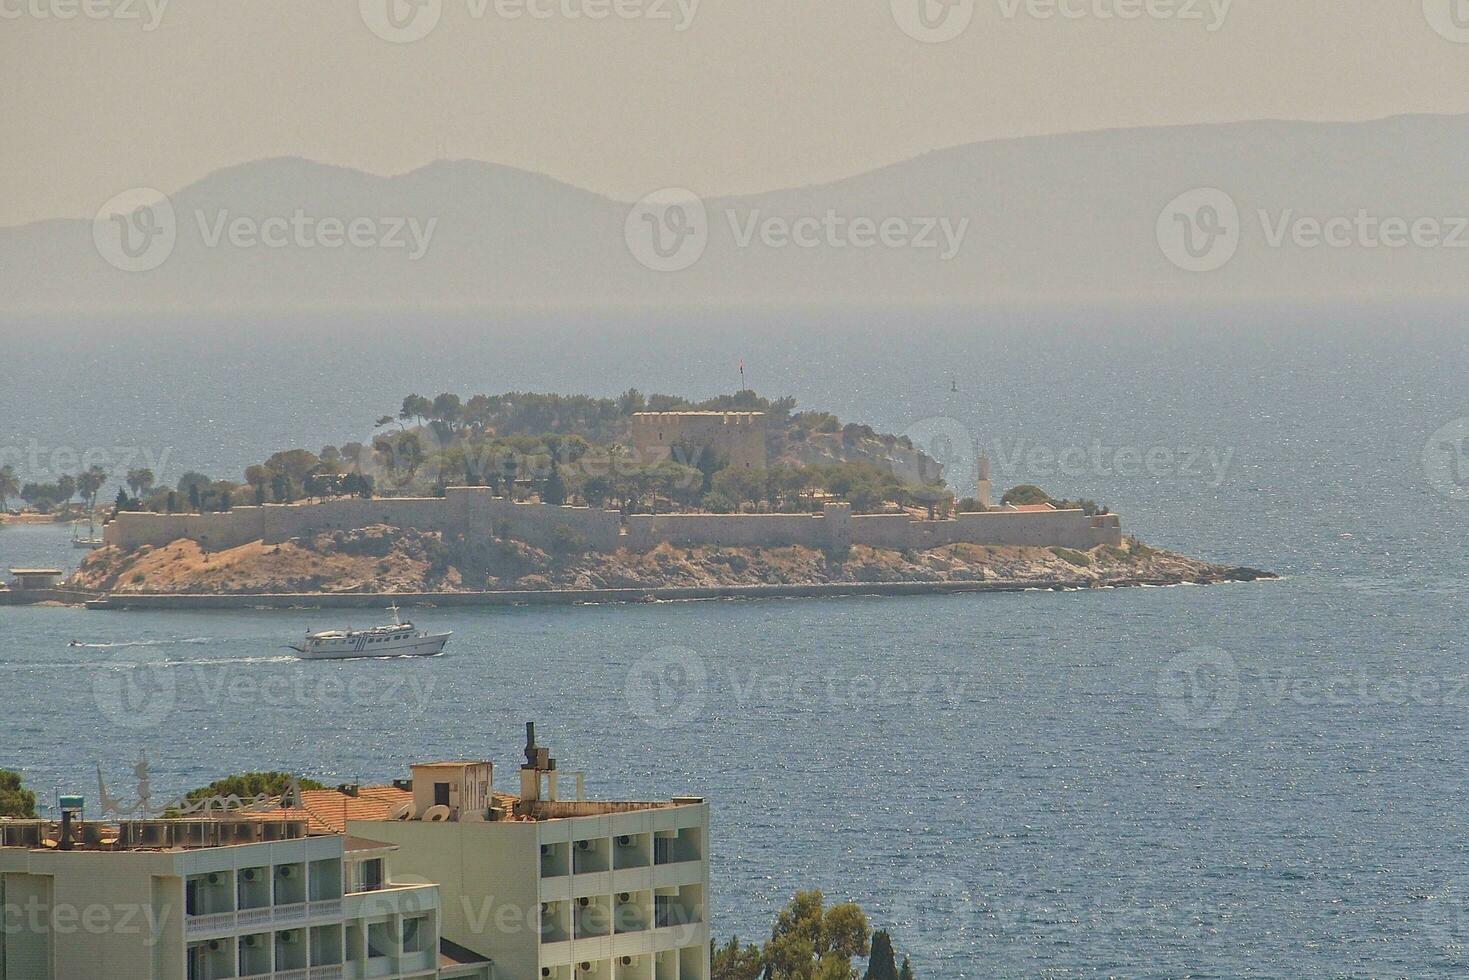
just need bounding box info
[76,467,107,514]
[862,931,898,980]
[182,772,326,805]
[1000,484,1051,506]
[0,464,21,511]
[125,468,155,498]
[713,898,917,980]
[543,460,567,506]
[762,890,870,980]
[0,770,37,818]
[400,394,432,427]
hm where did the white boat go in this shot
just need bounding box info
[288,606,450,660]
[71,518,104,549]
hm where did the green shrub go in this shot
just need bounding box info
[1050,547,1092,567]
[549,524,589,556]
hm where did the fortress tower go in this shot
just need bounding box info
[976,454,993,509]
[630,411,768,471]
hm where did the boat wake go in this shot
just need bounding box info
[68,637,213,649]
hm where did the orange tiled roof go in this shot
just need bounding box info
[239,786,411,833]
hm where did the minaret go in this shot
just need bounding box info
[976,454,993,510]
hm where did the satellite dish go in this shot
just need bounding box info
[424,805,453,822]
[387,802,412,821]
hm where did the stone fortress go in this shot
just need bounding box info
[629,411,769,472]
[104,411,1123,554]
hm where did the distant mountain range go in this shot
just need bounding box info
[6,113,1469,312]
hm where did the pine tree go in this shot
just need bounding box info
[898,956,914,980]
[864,930,899,980]
[544,461,567,506]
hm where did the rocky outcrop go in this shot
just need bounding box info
[71,524,1271,596]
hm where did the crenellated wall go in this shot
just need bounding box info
[103,489,1123,554]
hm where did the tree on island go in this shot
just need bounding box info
[542,460,567,506]
[0,770,37,818]
[400,394,432,428]
[1000,484,1051,506]
[125,468,155,498]
[0,464,17,512]
[77,465,108,517]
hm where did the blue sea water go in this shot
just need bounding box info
[1,306,1467,977]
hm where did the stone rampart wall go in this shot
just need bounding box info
[104,490,1123,554]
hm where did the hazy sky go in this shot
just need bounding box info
[5,0,1467,226]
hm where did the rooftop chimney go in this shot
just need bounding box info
[520,721,557,804]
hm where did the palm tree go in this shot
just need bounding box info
[125,468,155,498]
[0,465,18,512]
[57,474,78,513]
[78,465,108,515]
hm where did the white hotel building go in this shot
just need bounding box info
[0,728,710,980]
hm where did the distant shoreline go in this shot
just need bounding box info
[79,569,1276,610]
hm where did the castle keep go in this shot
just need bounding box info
[629,412,768,471]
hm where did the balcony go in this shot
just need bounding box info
[185,901,332,937]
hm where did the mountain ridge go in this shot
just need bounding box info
[7,112,1468,311]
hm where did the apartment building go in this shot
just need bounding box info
[0,813,490,980]
[2,729,708,980]
[350,728,711,980]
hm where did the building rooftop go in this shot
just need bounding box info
[439,938,492,969]
[238,786,413,833]
[8,568,63,575]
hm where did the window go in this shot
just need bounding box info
[403,916,428,953]
[367,921,392,958]
[361,858,383,892]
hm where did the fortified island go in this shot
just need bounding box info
[38,391,1269,607]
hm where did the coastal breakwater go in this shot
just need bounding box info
[104,488,1123,554]
[85,574,1258,610]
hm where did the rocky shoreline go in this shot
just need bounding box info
[68,523,1274,603]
